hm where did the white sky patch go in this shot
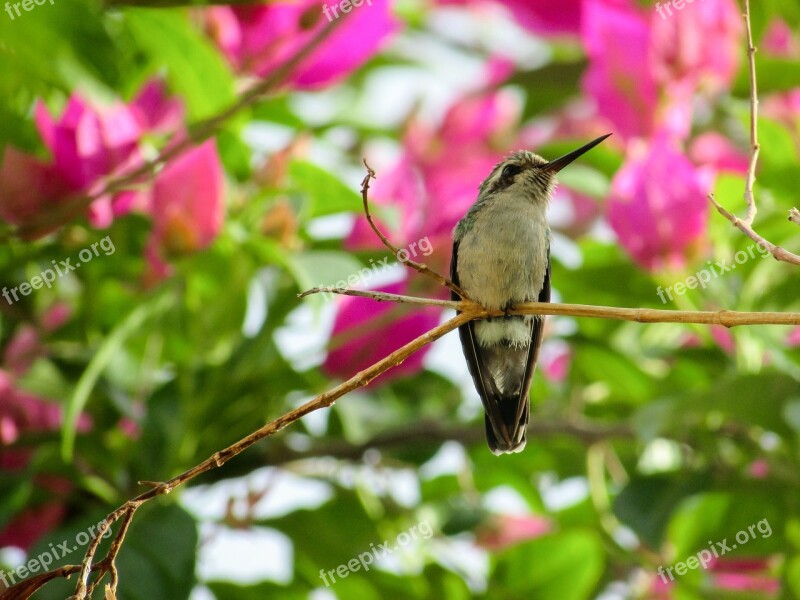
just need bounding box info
[482,485,532,515]
[181,467,333,522]
[638,438,683,474]
[539,474,590,511]
[273,303,336,371]
[196,524,293,585]
[420,441,468,479]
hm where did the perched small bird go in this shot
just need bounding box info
[451,134,611,455]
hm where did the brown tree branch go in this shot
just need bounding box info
[299,286,800,327]
[2,312,471,600]
[40,311,467,599]
[708,0,800,265]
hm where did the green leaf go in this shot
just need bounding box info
[285,250,366,292]
[124,8,235,120]
[115,502,198,600]
[290,161,363,219]
[61,293,171,461]
[614,474,708,548]
[491,530,604,600]
[557,165,610,200]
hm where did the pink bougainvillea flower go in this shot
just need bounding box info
[204,0,398,89]
[1,305,72,376]
[131,78,186,135]
[787,327,800,347]
[542,345,571,383]
[437,0,580,36]
[762,19,799,58]
[40,302,72,333]
[3,325,41,377]
[748,458,770,479]
[607,135,708,271]
[0,80,186,234]
[476,514,551,550]
[582,0,739,142]
[0,372,91,448]
[651,557,779,598]
[148,139,225,258]
[497,0,581,36]
[710,325,735,354]
[323,281,442,382]
[689,132,749,176]
[34,96,142,193]
[581,0,658,140]
[763,89,800,150]
[0,147,75,229]
[711,559,780,595]
[0,502,67,552]
[0,344,90,550]
[650,0,741,94]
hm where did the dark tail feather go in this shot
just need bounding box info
[485,396,529,455]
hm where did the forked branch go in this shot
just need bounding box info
[708,0,800,265]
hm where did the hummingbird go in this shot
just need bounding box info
[450,134,611,455]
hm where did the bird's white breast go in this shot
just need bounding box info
[457,195,549,312]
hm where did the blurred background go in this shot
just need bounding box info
[1,0,800,598]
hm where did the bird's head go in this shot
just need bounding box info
[478,133,612,203]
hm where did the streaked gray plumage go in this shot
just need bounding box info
[451,134,611,455]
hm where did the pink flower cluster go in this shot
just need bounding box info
[0,79,224,276]
[203,0,398,88]
[0,303,91,551]
[581,0,744,271]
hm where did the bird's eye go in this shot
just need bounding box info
[501,164,522,179]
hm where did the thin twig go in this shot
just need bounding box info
[300,287,800,327]
[741,0,759,225]
[359,160,469,299]
[708,0,800,265]
[299,286,456,308]
[81,508,137,599]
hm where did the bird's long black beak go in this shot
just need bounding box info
[543,133,612,173]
